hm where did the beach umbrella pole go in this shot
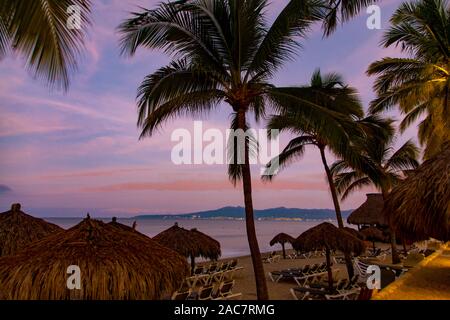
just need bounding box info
[190,256,195,274]
[282,243,286,259]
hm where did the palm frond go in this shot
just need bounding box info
[1,0,91,90]
[386,140,420,172]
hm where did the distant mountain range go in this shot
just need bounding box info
[135,206,353,221]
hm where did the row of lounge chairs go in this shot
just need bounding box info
[288,249,326,259]
[192,259,242,275]
[262,251,281,263]
[183,268,242,289]
[268,262,329,283]
[290,274,362,300]
[172,280,242,300]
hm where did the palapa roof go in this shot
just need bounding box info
[190,228,221,260]
[0,217,189,300]
[360,227,385,241]
[0,203,63,257]
[107,217,151,240]
[384,143,450,241]
[292,222,365,255]
[270,233,295,246]
[154,223,221,260]
[347,193,387,226]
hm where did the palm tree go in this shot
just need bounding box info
[0,0,91,90]
[367,0,450,159]
[117,0,332,300]
[331,134,420,264]
[320,0,379,36]
[263,69,389,278]
[264,70,363,228]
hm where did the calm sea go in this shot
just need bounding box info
[46,218,343,258]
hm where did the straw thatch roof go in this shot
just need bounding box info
[292,222,365,255]
[343,227,364,240]
[347,193,387,226]
[384,143,450,241]
[0,217,189,299]
[107,217,151,240]
[190,228,221,260]
[270,233,295,246]
[360,227,384,241]
[153,223,221,261]
[0,203,63,257]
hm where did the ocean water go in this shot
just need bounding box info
[47,218,341,258]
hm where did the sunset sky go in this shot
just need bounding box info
[0,0,419,217]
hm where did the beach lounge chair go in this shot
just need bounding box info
[354,258,370,282]
[221,269,236,282]
[325,288,361,300]
[192,265,204,276]
[228,259,238,269]
[171,289,192,300]
[206,271,225,285]
[197,285,214,300]
[294,271,328,287]
[268,269,302,283]
[212,280,242,300]
[290,287,329,300]
[206,262,218,274]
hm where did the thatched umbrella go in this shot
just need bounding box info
[0,203,63,257]
[0,217,189,299]
[360,227,384,252]
[292,222,365,291]
[384,143,450,241]
[270,233,295,259]
[107,217,151,240]
[154,223,221,272]
[343,227,364,240]
[347,193,387,228]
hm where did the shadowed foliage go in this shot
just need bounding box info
[347,193,387,226]
[270,232,295,259]
[332,131,419,264]
[0,217,189,300]
[384,142,450,241]
[367,0,450,159]
[0,203,63,257]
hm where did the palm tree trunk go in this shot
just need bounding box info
[325,247,333,291]
[190,256,195,274]
[319,146,354,279]
[282,243,286,259]
[381,188,401,264]
[236,109,269,300]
